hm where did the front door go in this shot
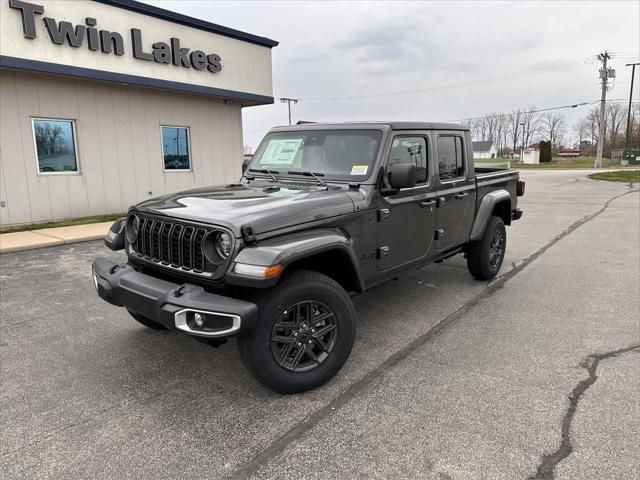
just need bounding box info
[434,133,475,251]
[377,134,438,271]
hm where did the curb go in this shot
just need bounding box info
[0,221,112,254]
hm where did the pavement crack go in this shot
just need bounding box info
[528,344,640,480]
[0,399,131,457]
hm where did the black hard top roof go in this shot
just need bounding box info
[270,121,469,131]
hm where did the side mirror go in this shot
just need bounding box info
[242,158,251,174]
[389,163,417,189]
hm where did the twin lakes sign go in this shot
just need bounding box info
[8,0,223,73]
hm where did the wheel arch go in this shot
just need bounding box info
[226,229,364,293]
[470,189,511,241]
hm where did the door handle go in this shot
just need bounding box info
[454,192,469,199]
[420,200,437,208]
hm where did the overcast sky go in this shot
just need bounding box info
[146,1,639,150]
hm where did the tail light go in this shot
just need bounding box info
[517,180,525,197]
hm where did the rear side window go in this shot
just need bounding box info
[438,136,465,180]
[387,136,428,184]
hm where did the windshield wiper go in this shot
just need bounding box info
[287,170,328,188]
[248,168,279,182]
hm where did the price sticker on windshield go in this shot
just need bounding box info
[350,165,368,175]
[260,139,303,166]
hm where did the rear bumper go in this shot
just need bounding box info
[512,208,523,221]
[91,258,258,338]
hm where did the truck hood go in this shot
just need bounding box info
[134,183,356,237]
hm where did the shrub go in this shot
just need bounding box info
[539,141,552,162]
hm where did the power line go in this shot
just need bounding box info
[298,56,594,102]
[243,83,607,134]
[443,101,598,123]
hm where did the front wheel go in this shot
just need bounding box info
[467,215,506,280]
[238,270,356,393]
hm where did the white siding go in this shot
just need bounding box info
[0,70,244,226]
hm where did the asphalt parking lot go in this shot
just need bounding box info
[1,170,638,479]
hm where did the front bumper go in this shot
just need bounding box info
[92,258,258,338]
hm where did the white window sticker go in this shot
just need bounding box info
[350,165,368,175]
[260,139,303,166]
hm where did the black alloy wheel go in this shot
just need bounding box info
[488,229,505,270]
[270,300,338,372]
[238,269,356,393]
[466,215,507,280]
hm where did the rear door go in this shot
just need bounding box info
[377,132,438,271]
[434,132,475,251]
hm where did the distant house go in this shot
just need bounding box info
[473,141,498,159]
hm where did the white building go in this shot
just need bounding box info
[0,0,277,226]
[472,141,498,159]
[522,147,540,164]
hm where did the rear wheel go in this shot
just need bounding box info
[467,215,506,280]
[238,270,356,393]
[126,309,166,330]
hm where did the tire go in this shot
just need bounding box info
[467,215,506,280]
[238,270,356,393]
[126,309,167,330]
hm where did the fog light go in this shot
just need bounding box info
[193,312,204,328]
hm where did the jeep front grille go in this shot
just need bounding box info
[132,215,213,273]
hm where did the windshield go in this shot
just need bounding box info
[249,129,383,181]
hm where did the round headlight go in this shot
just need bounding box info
[125,214,139,243]
[215,232,232,258]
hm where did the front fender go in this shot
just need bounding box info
[470,189,511,241]
[225,228,362,289]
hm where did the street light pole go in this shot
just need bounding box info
[279,97,299,125]
[624,63,639,160]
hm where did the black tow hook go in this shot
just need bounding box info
[173,285,188,297]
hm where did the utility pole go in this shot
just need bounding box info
[520,122,525,163]
[624,63,639,160]
[595,52,615,168]
[279,97,299,125]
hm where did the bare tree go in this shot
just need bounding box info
[540,112,566,149]
[605,103,626,154]
[521,107,541,147]
[573,118,590,148]
[507,109,523,151]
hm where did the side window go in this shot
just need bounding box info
[438,136,465,180]
[387,136,428,184]
[161,126,191,170]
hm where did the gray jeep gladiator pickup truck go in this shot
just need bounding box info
[92,122,524,393]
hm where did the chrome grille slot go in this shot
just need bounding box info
[152,221,163,261]
[160,223,172,263]
[171,224,183,267]
[193,229,206,272]
[130,214,225,275]
[182,226,194,270]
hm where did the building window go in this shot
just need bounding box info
[387,136,428,185]
[438,135,465,180]
[32,118,79,174]
[161,126,191,170]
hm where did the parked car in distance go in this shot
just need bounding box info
[558,148,582,157]
[92,122,524,393]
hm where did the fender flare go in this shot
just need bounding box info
[469,189,511,241]
[225,228,364,290]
